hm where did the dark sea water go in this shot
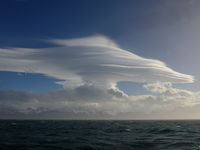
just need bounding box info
[0,120,200,150]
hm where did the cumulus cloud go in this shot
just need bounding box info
[0,35,194,90]
[0,83,200,119]
[143,82,200,106]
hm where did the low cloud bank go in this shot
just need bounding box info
[0,83,200,119]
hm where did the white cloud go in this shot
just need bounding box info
[143,82,200,106]
[0,35,198,119]
[0,35,194,90]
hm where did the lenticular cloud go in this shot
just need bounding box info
[0,35,194,89]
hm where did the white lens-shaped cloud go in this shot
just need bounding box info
[0,35,194,89]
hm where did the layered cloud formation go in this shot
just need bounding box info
[0,35,194,89]
[0,35,198,119]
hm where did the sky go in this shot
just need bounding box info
[0,0,200,119]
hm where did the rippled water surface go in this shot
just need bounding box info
[0,120,200,150]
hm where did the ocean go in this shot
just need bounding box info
[0,120,200,150]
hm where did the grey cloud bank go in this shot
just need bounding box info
[0,83,200,119]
